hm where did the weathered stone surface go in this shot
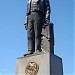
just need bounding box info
[41,23,54,54]
[16,52,63,75]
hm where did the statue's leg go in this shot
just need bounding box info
[33,12,43,52]
[27,15,35,54]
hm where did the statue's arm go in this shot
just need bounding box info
[24,0,31,30]
[45,0,51,23]
[24,15,28,30]
[24,2,29,30]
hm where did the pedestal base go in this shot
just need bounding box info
[16,52,63,75]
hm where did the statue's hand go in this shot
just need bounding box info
[43,23,47,28]
[24,23,28,30]
[24,16,28,30]
[45,19,50,24]
[43,19,50,28]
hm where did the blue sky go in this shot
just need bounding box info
[0,0,74,75]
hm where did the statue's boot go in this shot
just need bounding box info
[28,50,34,54]
[36,50,42,53]
[24,50,34,56]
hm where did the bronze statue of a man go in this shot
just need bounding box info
[24,0,50,54]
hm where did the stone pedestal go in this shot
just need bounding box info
[16,52,63,75]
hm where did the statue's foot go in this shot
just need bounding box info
[28,50,34,54]
[24,51,34,56]
[36,50,42,53]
